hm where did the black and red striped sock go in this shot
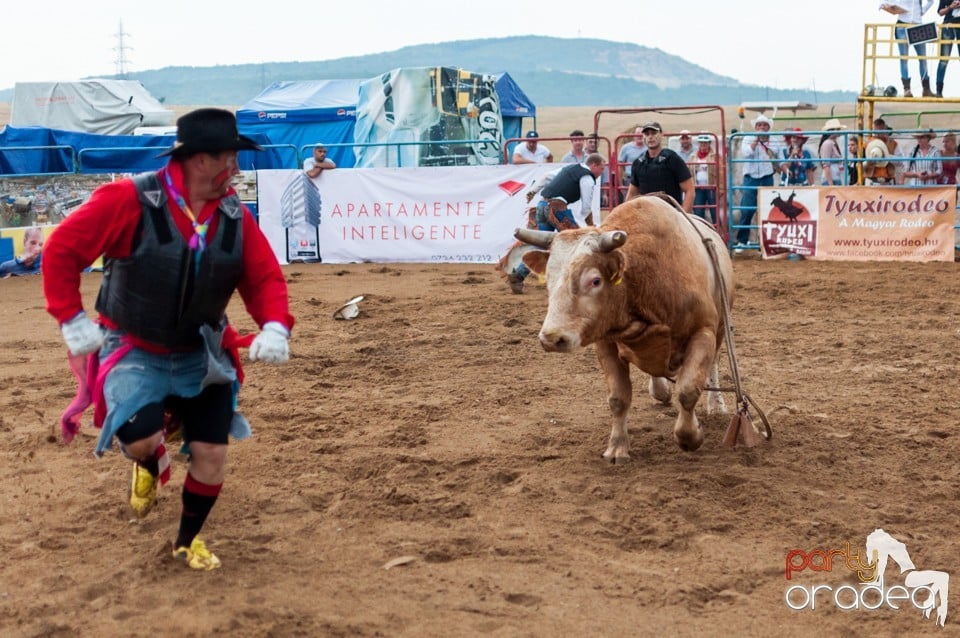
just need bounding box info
[174,472,222,549]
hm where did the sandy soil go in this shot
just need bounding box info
[2,254,959,637]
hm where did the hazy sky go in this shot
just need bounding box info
[1,1,943,95]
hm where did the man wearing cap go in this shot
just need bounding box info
[42,108,294,571]
[512,131,553,164]
[624,121,694,213]
[778,128,817,186]
[736,114,781,248]
[304,143,336,178]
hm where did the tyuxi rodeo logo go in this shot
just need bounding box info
[784,528,949,627]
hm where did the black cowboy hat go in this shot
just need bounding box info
[157,108,262,157]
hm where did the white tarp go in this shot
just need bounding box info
[256,164,597,264]
[10,80,174,135]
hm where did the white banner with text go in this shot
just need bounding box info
[255,164,594,264]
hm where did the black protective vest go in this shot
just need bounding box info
[542,163,594,204]
[95,172,244,348]
[633,148,684,202]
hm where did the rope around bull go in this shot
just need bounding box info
[654,193,773,442]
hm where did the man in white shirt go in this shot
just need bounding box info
[512,131,553,164]
[881,1,936,96]
[736,114,781,248]
[304,144,336,178]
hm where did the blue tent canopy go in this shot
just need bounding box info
[493,72,536,141]
[236,79,362,169]
[0,126,282,175]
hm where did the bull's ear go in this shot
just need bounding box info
[522,250,550,275]
[608,250,626,285]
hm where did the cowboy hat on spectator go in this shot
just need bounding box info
[821,118,847,132]
[865,139,889,167]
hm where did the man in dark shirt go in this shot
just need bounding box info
[624,121,694,212]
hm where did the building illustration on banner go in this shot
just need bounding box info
[280,172,322,263]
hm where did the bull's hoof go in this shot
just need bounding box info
[602,448,631,464]
[674,426,705,452]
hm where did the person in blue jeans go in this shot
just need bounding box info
[736,115,779,250]
[0,227,43,277]
[882,0,935,96]
[935,0,960,96]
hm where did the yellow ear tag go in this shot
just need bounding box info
[610,272,622,286]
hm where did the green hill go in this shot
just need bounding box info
[0,36,855,107]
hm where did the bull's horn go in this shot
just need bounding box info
[514,227,556,248]
[597,231,627,253]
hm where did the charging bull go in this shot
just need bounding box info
[515,194,733,462]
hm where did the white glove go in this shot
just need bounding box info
[61,312,103,356]
[249,321,289,364]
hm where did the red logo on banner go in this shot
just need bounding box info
[498,180,525,196]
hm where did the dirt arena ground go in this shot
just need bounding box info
[2,252,960,637]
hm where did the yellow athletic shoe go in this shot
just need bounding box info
[128,462,157,518]
[171,537,222,571]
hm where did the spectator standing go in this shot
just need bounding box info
[624,121,694,213]
[585,133,611,207]
[903,129,943,184]
[736,114,780,248]
[818,119,848,185]
[560,130,587,163]
[505,154,606,294]
[675,130,696,162]
[0,226,44,277]
[863,118,901,184]
[617,127,647,200]
[936,0,960,96]
[41,108,294,571]
[940,131,959,183]
[303,143,336,178]
[779,128,817,186]
[688,134,718,222]
[881,0,935,96]
[847,138,861,185]
[513,131,553,164]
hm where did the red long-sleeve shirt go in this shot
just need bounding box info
[43,161,294,336]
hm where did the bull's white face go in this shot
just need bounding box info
[538,234,617,353]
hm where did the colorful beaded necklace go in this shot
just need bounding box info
[163,169,208,271]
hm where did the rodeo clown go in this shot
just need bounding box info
[502,152,605,294]
[42,108,294,571]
